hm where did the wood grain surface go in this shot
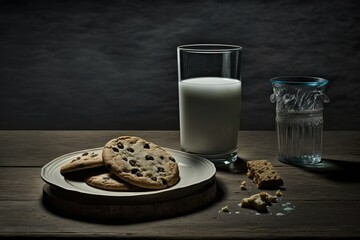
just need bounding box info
[0,131,359,239]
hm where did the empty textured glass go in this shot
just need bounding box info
[270,76,330,166]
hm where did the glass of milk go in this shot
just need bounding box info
[177,44,242,166]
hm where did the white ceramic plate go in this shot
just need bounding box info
[41,147,216,201]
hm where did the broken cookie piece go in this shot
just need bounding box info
[247,160,284,189]
[240,180,247,190]
[240,192,277,213]
[218,205,230,213]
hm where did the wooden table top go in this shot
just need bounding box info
[0,130,359,239]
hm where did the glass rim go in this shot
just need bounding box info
[177,44,242,52]
[270,76,329,87]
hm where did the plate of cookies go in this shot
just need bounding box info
[41,136,216,201]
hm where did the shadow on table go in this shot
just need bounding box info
[41,180,226,225]
[215,158,289,192]
[215,156,360,183]
[215,157,248,174]
[296,158,360,182]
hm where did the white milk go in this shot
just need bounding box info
[178,77,241,154]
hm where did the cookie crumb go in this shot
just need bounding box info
[276,189,283,197]
[240,180,247,190]
[240,192,277,213]
[218,205,230,213]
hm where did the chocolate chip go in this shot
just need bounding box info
[160,156,164,160]
[151,176,157,181]
[102,176,110,181]
[76,157,81,160]
[79,163,85,168]
[136,172,143,177]
[161,178,167,185]
[143,143,150,149]
[129,159,137,166]
[82,152,88,156]
[112,147,119,152]
[117,143,124,149]
[122,157,128,161]
[145,155,154,160]
[169,156,175,162]
[157,166,164,172]
[131,168,139,174]
[127,147,134,153]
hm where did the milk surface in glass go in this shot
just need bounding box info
[179,77,241,155]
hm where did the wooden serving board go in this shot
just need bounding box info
[42,178,217,223]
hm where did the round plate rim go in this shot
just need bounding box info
[41,147,216,199]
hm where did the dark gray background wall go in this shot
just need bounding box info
[0,0,359,130]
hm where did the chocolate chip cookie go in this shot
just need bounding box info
[60,151,103,174]
[102,136,180,190]
[85,171,140,191]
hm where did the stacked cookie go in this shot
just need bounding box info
[60,136,180,191]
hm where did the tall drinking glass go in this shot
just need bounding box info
[270,76,330,167]
[177,44,242,166]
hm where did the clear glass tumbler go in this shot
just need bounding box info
[177,44,242,166]
[270,76,330,167]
